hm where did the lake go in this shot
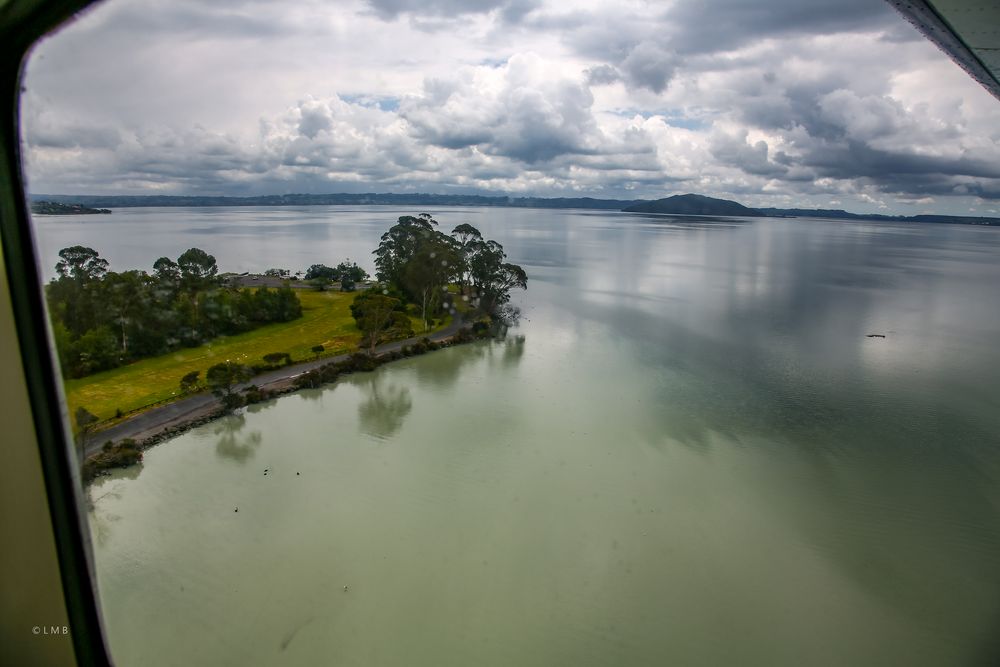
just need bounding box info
[34,206,1000,665]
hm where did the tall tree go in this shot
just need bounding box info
[467,239,528,314]
[50,246,110,336]
[177,248,219,293]
[177,248,219,328]
[152,256,180,285]
[403,237,460,330]
[373,214,437,287]
[104,270,148,357]
[451,223,482,289]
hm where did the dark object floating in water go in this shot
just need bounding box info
[235,508,238,512]
[296,472,300,476]
[866,334,886,338]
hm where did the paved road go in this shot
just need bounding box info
[87,315,467,455]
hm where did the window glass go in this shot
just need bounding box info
[20,1,1000,665]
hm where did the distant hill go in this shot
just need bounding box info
[27,191,1000,226]
[625,194,999,226]
[757,207,1000,225]
[29,192,637,211]
[30,200,111,215]
[622,193,764,217]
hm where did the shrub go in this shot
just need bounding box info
[347,352,379,372]
[181,371,201,394]
[262,352,291,367]
[221,393,245,410]
[243,384,270,404]
[83,439,143,482]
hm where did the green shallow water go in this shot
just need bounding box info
[69,208,1000,665]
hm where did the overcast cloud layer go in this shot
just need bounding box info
[20,0,1000,215]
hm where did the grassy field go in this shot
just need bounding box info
[66,290,367,423]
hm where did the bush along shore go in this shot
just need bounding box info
[81,324,491,483]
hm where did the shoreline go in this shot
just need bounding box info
[83,316,479,479]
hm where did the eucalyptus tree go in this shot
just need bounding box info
[403,236,461,330]
[50,246,110,337]
[373,214,438,288]
[450,223,482,289]
[467,239,528,315]
[175,247,217,325]
[104,269,149,357]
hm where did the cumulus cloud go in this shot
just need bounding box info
[400,54,622,163]
[19,0,1000,214]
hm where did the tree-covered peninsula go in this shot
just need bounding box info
[31,200,111,215]
[349,213,527,352]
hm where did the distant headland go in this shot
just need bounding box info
[28,192,999,226]
[31,200,111,215]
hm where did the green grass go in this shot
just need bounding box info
[65,289,454,426]
[65,290,363,423]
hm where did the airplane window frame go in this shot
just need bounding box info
[2,1,996,665]
[0,0,114,664]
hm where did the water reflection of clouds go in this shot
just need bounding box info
[535,214,1000,461]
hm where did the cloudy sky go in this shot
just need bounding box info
[19,0,1000,215]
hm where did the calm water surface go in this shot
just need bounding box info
[34,207,1000,666]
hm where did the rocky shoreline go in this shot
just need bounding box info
[83,326,487,483]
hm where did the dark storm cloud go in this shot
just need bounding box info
[527,0,910,95]
[26,121,122,150]
[709,131,786,177]
[662,0,906,55]
[793,141,1000,197]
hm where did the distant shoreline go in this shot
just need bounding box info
[29,192,1000,226]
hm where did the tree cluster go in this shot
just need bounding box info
[304,261,369,291]
[371,214,527,331]
[47,246,303,378]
